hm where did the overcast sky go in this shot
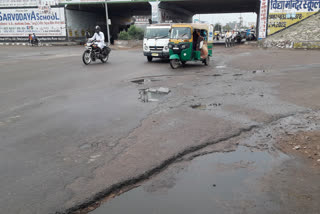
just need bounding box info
[194,13,257,26]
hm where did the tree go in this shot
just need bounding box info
[127,25,144,40]
[118,31,130,40]
[224,24,232,31]
[118,25,145,40]
[214,23,222,32]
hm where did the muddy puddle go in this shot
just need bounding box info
[139,87,171,103]
[90,147,299,214]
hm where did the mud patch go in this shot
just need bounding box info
[276,130,320,167]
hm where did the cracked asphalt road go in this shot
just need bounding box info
[0,45,320,214]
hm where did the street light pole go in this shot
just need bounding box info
[105,0,111,46]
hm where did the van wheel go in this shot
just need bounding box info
[170,59,180,69]
[147,56,153,62]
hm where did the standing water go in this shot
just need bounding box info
[89,146,316,214]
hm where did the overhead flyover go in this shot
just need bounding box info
[60,0,261,19]
[59,0,263,42]
[64,1,152,16]
[160,0,260,14]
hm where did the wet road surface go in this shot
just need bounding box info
[1,45,320,213]
[91,111,320,214]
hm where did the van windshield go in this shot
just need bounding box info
[171,27,191,39]
[145,28,170,39]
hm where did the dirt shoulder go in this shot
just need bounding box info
[276,131,320,168]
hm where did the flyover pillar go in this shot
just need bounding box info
[149,0,160,23]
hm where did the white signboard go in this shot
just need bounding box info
[0,0,59,7]
[208,24,214,42]
[258,0,269,39]
[60,0,104,3]
[268,0,320,35]
[60,0,133,3]
[0,8,66,37]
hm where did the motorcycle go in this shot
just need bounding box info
[82,39,111,65]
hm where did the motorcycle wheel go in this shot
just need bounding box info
[170,59,180,69]
[83,50,92,65]
[101,54,109,63]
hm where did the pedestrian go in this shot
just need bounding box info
[28,34,33,45]
[32,33,39,46]
[225,30,232,48]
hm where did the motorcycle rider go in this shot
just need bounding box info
[89,25,106,53]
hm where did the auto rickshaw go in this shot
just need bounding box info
[168,23,214,69]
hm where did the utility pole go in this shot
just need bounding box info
[105,0,111,46]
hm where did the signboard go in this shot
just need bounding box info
[258,0,269,39]
[0,8,66,38]
[60,0,104,3]
[268,0,320,35]
[0,0,59,7]
[60,0,135,3]
[208,24,214,42]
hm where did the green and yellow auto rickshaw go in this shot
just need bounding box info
[168,23,214,69]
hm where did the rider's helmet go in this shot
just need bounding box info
[95,25,101,33]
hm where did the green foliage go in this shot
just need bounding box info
[118,31,130,40]
[127,25,144,40]
[214,24,222,32]
[118,25,144,40]
[224,24,232,31]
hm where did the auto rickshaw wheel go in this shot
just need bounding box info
[204,56,210,66]
[170,59,180,69]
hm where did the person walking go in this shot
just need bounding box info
[32,33,39,46]
[28,34,33,45]
[225,30,232,48]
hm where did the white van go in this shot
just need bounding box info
[143,24,171,62]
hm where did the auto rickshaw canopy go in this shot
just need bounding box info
[171,23,214,43]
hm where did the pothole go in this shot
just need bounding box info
[190,103,222,110]
[131,78,160,85]
[139,87,171,102]
[216,65,226,69]
[252,70,265,74]
[204,74,222,77]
